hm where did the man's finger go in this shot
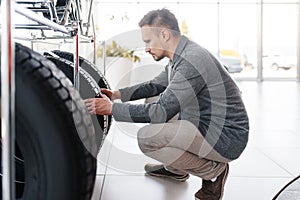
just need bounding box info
[85,103,96,115]
[84,98,94,104]
[100,93,110,101]
[84,99,95,110]
[85,104,94,111]
[101,88,109,95]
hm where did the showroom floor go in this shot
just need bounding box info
[91,81,300,200]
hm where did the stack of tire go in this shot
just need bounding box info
[0,43,111,200]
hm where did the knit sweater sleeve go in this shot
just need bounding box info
[118,65,169,102]
[112,60,205,123]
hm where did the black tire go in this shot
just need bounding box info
[50,50,111,91]
[0,43,97,200]
[49,50,112,135]
[41,0,77,24]
[45,56,107,148]
[56,0,68,7]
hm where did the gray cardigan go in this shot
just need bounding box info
[112,36,249,160]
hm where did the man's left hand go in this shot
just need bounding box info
[84,94,113,115]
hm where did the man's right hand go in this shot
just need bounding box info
[101,88,121,101]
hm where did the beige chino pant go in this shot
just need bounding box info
[137,120,231,180]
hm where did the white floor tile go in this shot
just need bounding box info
[100,175,291,200]
[223,177,291,200]
[104,143,158,175]
[248,130,300,148]
[260,147,300,177]
[101,175,201,200]
[229,148,292,178]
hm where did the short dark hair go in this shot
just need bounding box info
[138,8,181,37]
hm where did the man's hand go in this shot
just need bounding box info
[101,88,121,101]
[84,94,113,115]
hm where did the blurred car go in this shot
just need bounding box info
[263,54,296,70]
[212,53,244,73]
[218,54,244,73]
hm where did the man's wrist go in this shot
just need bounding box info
[112,90,121,100]
[108,103,113,115]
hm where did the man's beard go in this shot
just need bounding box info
[152,54,164,61]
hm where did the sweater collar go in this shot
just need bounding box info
[171,35,188,64]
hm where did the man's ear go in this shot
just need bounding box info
[161,28,170,41]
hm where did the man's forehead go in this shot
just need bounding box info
[141,26,161,39]
[141,26,156,33]
[141,26,153,40]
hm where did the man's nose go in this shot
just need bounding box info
[145,47,151,53]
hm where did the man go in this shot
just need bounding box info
[84,8,249,200]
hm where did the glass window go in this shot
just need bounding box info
[124,0,218,2]
[177,4,218,51]
[262,4,298,79]
[94,2,179,39]
[220,0,258,3]
[219,4,257,78]
[263,0,298,3]
[94,2,140,40]
[94,1,299,80]
[136,3,179,21]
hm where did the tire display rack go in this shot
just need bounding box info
[1,0,110,199]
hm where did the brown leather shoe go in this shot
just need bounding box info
[194,163,229,200]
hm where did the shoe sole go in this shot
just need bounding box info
[146,172,189,182]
